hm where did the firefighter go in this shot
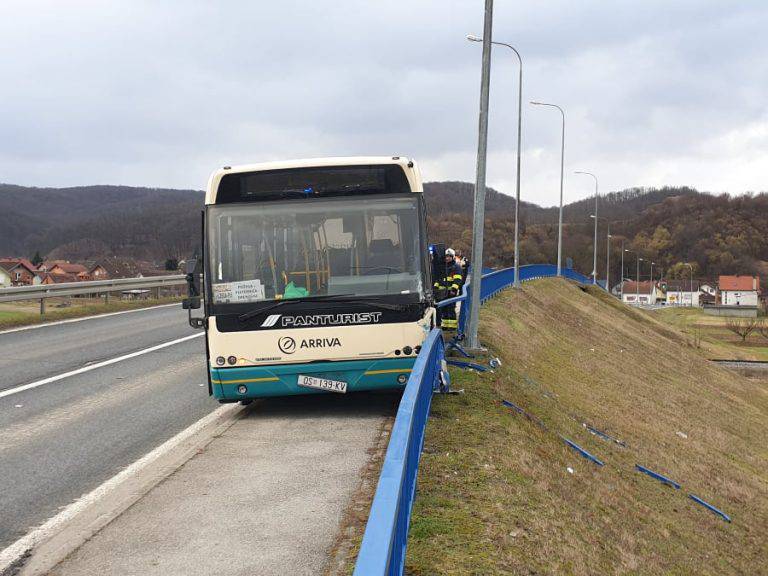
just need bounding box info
[434,248,464,330]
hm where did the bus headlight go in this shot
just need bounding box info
[237,385,248,394]
[216,356,226,366]
[227,356,237,365]
[397,374,408,384]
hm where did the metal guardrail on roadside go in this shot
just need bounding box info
[352,328,445,576]
[0,275,186,303]
[354,264,589,576]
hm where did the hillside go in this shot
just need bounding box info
[1,182,765,282]
[407,278,768,574]
[0,184,203,261]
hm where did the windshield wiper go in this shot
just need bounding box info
[349,295,410,312]
[237,294,354,322]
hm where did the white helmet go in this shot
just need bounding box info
[445,248,456,256]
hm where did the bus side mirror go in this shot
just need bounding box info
[185,258,202,298]
[183,257,205,328]
[182,297,201,310]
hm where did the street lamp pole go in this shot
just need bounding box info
[606,224,611,292]
[467,35,523,288]
[531,101,565,276]
[685,262,694,307]
[575,171,598,284]
[637,256,643,304]
[465,0,494,350]
[621,244,627,301]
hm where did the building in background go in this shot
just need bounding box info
[622,281,657,305]
[0,258,41,286]
[718,275,760,307]
[664,280,701,307]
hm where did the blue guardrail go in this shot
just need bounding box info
[353,264,589,576]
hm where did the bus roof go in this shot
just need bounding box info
[205,156,422,204]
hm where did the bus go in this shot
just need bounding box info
[184,157,435,400]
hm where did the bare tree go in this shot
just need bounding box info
[725,317,759,342]
[758,318,768,341]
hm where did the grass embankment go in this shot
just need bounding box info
[0,297,182,330]
[653,307,768,361]
[407,279,768,575]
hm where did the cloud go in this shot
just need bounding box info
[0,1,766,206]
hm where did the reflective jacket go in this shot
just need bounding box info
[434,260,464,297]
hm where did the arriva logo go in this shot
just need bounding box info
[278,336,296,354]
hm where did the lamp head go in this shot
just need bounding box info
[466,34,482,42]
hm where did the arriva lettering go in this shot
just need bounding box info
[299,337,342,349]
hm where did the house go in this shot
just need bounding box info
[718,275,760,307]
[38,259,69,272]
[664,280,701,307]
[622,281,657,305]
[0,264,11,287]
[88,262,110,280]
[48,262,91,281]
[0,258,41,286]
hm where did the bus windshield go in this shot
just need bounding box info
[208,195,424,306]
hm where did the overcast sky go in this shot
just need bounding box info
[1,1,767,206]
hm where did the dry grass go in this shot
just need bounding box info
[407,279,768,575]
[0,297,182,329]
[653,307,768,361]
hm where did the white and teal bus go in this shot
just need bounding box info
[184,157,435,400]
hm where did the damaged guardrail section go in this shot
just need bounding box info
[352,328,445,576]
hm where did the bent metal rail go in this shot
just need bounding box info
[353,264,589,576]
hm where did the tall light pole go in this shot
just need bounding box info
[685,262,694,307]
[575,171,598,284]
[650,261,655,303]
[637,256,643,304]
[531,101,565,276]
[621,244,628,301]
[467,35,523,288]
[465,0,494,350]
[606,225,611,292]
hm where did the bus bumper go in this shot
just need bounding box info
[210,357,417,399]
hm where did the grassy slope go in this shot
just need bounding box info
[653,307,768,361]
[407,279,768,575]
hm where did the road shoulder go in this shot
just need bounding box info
[33,393,395,576]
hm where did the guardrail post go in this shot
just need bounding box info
[40,298,45,316]
[105,291,110,305]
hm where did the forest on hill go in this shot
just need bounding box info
[426,183,767,282]
[1,182,765,283]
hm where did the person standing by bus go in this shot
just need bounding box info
[434,248,464,330]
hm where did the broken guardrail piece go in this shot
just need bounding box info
[635,465,681,489]
[501,399,548,430]
[446,359,490,372]
[584,424,626,447]
[561,437,605,466]
[688,494,731,523]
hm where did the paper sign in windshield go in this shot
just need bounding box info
[213,280,265,303]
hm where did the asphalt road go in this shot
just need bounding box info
[0,306,219,549]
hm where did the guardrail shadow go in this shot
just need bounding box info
[239,390,401,422]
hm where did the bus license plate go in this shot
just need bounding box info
[297,374,348,394]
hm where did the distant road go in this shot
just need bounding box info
[0,306,218,549]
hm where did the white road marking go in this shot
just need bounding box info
[0,403,240,573]
[0,333,204,400]
[0,303,179,336]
